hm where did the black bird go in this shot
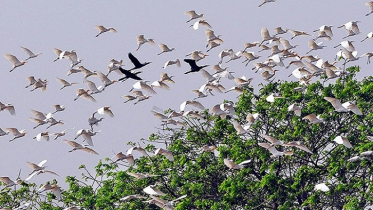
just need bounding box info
[128,53,151,70]
[118,66,143,82]
[184,59,209,74]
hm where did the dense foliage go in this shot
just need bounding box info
[1,66,373,210]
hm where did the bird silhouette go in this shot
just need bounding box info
[128,53,151,70]
[118,67,143,81]
[183,59,209,74]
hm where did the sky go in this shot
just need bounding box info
[0,1,372,188]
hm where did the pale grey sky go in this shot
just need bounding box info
[0,1,371,187]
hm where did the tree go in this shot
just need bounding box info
[1,66,373,209]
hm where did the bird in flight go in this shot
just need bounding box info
[183,59,209,74]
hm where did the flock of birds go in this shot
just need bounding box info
[0,1,373,209]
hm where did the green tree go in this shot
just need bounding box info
[1,66,373,210]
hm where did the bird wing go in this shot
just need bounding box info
[20,47,35,57]
[64,140,81,148]
[183,59,198,69]
[4,54,21,65]
[80,147,99,155]
[95,25,106,31]
[5,128,21,136]
[128,53,142,67]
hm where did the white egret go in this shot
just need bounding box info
[56,77,78,90]
[224,159,251,169]
[306,40,326,54]
[0,103,16,115]
[52,104,65,114]
[4,54,26,72]
[361,32,373,42]
[185,10,204,23]
[143,184,166,196]
[74,88,96,102]
[333,135,352,148]
[154,148,174,161]
[191,19,211,30]
[157,43,175,55]
[20,46,42,60]
[314,183,330,192]
[6,128,26,142]
[95,25,117,37]
[163,59,181,69]
[366,1,373,16]
[64,140,99,155]
[180,100,205,111]
[289,29,310,40]
[136,35,155,51]
[302,114,323,124]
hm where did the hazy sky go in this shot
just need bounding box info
[0,1,372,188]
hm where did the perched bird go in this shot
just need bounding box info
[95,25,117,37]
[157,43,175,55]
[185,10,204,23]
[184,59,209,74]
[4,54,26,72]
[64,140,99,155]
[20,46,42,60]
[136,35,155,51]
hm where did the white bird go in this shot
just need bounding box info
[341,101,362,115]
[120,194,146,201]
[258,0,276,7]
[258,143,293,158]
[127,172,158,180]
[154,148,174,161]
[38,184,62,200]
[136,35,155,51]
[26,159,47,175]
[279,38,298,50]
[143,184,166,196]
[324,97,349,113]
[180,100,205,111]
[262,134,283,146]
[337,49,361,64]
[283,141,313,154]
[52,128,74,140]
[25,76,38,88]
[223,159,251,169]
[133,91,152,105]
[158,43,175,55]
[313,25,333,37]
[0,177,19,187]
[366,1,373,16]
[95,25,117,37]
[96,106,114,117]
[261,68,279,81]
[226,51,243,63]
[266,93,283,102]
[231,120,251,135]
[259,27,277,46]
[151,80,170,90]
[206,40,221,52]
[205,29,223,45]
[302,114,323,124]
[6,128,26,142]
[163,59,181,69]
[4,54,26,72]
[334,40,355,51]
[74,88,96,102]
[30,78,48,92]
[52,104,65,114]
[112,152,135,165]
[26,169,59,182]
[20,46,42,60]
[159,72,175,83]
[33,132,49,141]
[191,19,212,30]
[0,103,16,115]
[288,103,302,116]
[129,81,156,94]
[273,27,288,35]
[84,80,104,94]
[333,135,352,148]
[185,10,204,23]
[56,77,78,90]
[314,183,330,192]
[289,29,310,40]
[127,146,148,157]
[64,140,99,155]
[338,21,360,39]
[306,40,326,54]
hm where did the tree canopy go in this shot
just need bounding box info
[1,66,373,210]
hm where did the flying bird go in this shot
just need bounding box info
[4,54,26,72]
[185,10,204,23]
[20,46,42,60]
[95,25,117,37]
[184,59,209,74]
[136,35,155,51]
